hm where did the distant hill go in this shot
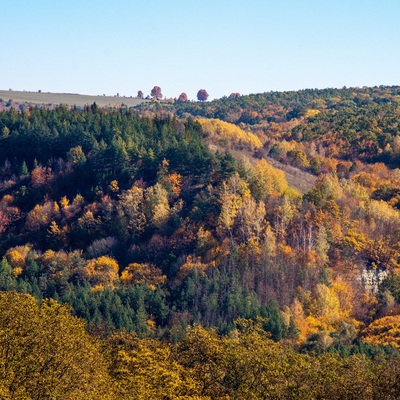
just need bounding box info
[0,90,147,108]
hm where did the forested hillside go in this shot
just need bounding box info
[2,86,400,397]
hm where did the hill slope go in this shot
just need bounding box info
[0,86,400,357]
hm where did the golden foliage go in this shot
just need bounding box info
[238,196,266,244]
[362,315,400,348]
[47,220,69,247]
[178,256,209,279]
[217,173,250,236]
[120,263,166,287]
[0,292,112,399]
[25,201,59,231]
[145,183,171,229]
[314,283,341,323]
[251,159,288,200]
[117,185,146,239]
[342,229,367,253]
[274,139,297,154]
[196,227,217,258]
[108,179,120,193]
[6,245,31,275]
[60,195,69,209]
[161,172,182,199]
[292,278,358,342]
[304,109,321,118]
[108,333,200,399]
[85,256,119,287]
[331,277,355,318]
[368,199,400,226]
[290,298,308,343]
[198,118,263,150]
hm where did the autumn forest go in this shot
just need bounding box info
[2,86,400,398]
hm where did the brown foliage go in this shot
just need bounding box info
[150,86,163,99]
[197,89,209,102]
[177,92,188,102]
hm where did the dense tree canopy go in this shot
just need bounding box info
[0,291,112,399]
[1,86,400,397]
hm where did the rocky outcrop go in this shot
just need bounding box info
[360,268,387,295]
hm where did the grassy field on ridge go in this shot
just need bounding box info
[0,90,147,108]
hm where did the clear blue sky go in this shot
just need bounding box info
[1,0,399,100]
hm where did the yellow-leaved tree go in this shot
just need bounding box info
[250,159,288,201]
[0,292,112,399]
[120,262,166,289]
[198,118,263,151]
[217,173,250,239]
[145,183,171,230]
[85,255,119,289]
[107,332,200,400]
[362,315,400,348]
[116,185,146,240]
[5,244,32,276]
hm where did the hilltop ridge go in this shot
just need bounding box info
[0,89,147,108]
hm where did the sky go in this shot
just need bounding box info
[1,0,400,100]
